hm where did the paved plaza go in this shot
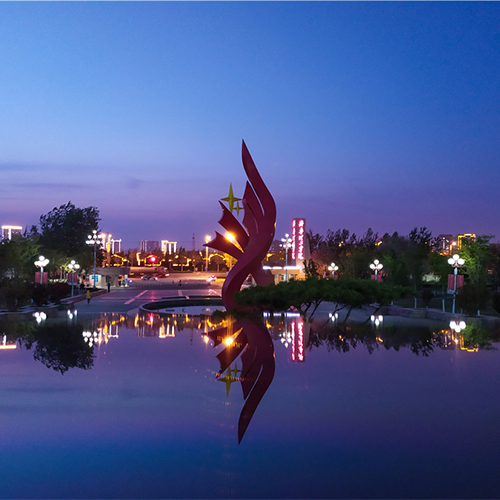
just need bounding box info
[72,282,222,315]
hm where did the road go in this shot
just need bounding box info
[72,283,222,315]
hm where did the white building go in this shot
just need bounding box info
[1,225,22,240]
[161,240,177,254]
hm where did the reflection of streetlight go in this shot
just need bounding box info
[448,254,465,314]
[86,230,100,288]
[450,320,466,333]
[68,260,80,297]
[280,233,293,281]
[328,262,339,279]
[35,256,50,284]
[33,311,47,323]
[369,259,383,281]
[205,235,210,272]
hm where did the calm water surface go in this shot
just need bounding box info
[1,312,499,499]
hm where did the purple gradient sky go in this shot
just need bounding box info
[1,2,499,250]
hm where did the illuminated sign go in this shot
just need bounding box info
[290,320,305,363]
[297,320,304,362]
[291,218,305,262]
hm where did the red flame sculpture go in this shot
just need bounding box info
[205,140,276,310]
[205,141,277,442]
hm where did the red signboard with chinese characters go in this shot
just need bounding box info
[448,274,464,292]
[291,218,305,263]
[35,272,48,284]
[448,274,454,290]
[67,272,78,285]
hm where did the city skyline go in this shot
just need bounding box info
[1,2,499,250]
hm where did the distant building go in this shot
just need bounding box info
[110,239,122,253]
[1,225,22,240]
[436,233,476,254]
[161,240,177,254]
[436,234,453,254]
[457,233,476,249]
[140,240,160,253]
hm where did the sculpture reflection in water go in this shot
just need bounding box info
[206,317,275,444]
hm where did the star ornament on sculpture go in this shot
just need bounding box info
[220,183,242,215]
[217,363,242,397]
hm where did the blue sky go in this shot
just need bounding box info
[1,2,499,250]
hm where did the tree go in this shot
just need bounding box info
[405,227,433,289]
[235,277,408,321]
[35,201,100,260]
[0,235,40,310]
[460,235,493,286]
[0,234,40,282]
[427,251,450,286]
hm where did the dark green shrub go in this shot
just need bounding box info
[32,284,49,306]
[421,287,434,307]
[492,291,500,314]
[47,283,71,303]
[456,283,490,316]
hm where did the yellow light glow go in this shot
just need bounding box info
[224,337,234,346]
[226,232,235,242]
[0,345,17,349]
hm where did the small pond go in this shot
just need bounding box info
[1,311,499,499]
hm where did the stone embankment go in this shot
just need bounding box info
[370,304,500,326]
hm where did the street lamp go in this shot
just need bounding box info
[370,259,383,281]
[34,256,50,284]
[280,233,293,281]
[328,262,338,279]
[205,235,210,272]
[68,260,80,297]
[86,230,100,288]
[448,254,464,314]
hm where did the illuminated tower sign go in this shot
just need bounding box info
[290,319,305,363]
[291,218,306,265]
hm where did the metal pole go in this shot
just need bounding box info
[93,241,97,288]
[205,245,208,272]
[285,248,288,282]
[452,267,457,314]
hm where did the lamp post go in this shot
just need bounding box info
[86,230,100,289]
[68,260,80,297]
[205,235,210,272]
[34,256,50,284]
[280,233,293,281]
[328,262,338,279]
[370,259,383,281]
[448,254,464,314]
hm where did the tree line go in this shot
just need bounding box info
[261,227,500,317]
[0,201,100,310]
